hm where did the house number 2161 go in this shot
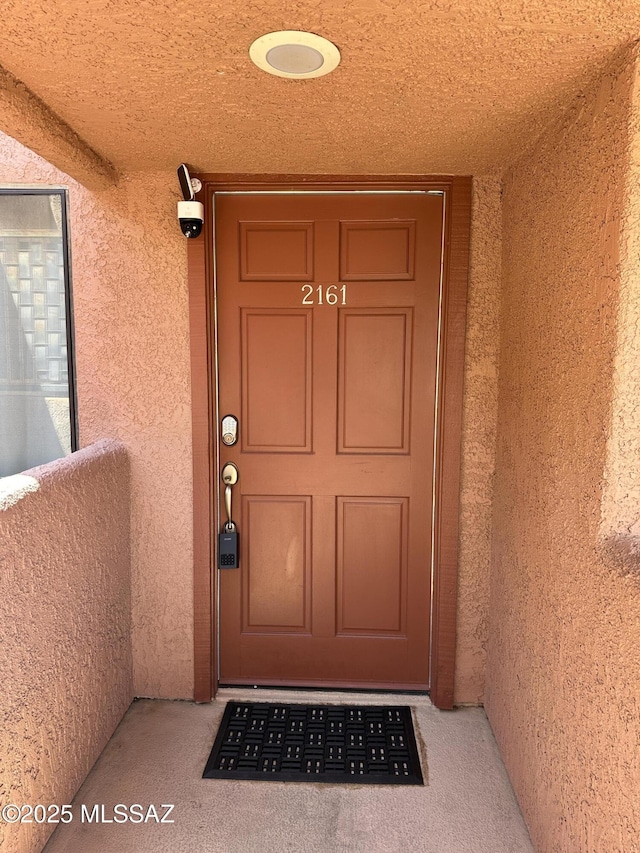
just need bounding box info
[301,284,347,305]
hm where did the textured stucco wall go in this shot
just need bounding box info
[0,134,194,699]
[69,171,193,699]
[486,46,640,851]
[455,174,502,704]
[602,49,640,551]
[0,441,132,853]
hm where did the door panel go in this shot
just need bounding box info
[242,495,311,632]
[336,497,408,635]
[241,309,312,452]
[240,221,314,281]
[337,309,413,453]
[216,192,443,689]
[339,220,416,280]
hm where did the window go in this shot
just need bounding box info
[0,189,77,476]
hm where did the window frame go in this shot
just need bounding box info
[0,185,79,458]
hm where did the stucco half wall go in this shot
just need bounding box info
[487,44,640,852]
[0,130,499,704]
[0,441,132,853]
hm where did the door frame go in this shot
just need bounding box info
[188,174,472,710]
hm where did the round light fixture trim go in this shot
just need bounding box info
[250,31,340,79]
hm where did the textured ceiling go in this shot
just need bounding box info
[1,0,640,175]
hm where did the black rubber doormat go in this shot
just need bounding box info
[203,701,423,785]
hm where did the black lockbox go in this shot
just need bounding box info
[218,529,239,569]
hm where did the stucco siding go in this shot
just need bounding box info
[455,173,502,704]
[487,45,640,852]
[0,441,132,853]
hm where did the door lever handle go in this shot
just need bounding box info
[221,462,239,530]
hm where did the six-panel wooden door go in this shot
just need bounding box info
[216,192,444,688]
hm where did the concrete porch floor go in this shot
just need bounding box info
[43,688,534,853]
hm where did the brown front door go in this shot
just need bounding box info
[216,191,443,689]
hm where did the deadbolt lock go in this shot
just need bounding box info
[221,414,239,446]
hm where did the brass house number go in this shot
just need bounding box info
[301,284,347,305]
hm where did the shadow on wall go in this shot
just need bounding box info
[0,262,65,475]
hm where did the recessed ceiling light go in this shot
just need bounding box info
[249,31,341,79]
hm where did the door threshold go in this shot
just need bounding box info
[218,681,430,695]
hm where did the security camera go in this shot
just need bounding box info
[177,163,203,238]
[177,200,204,238]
